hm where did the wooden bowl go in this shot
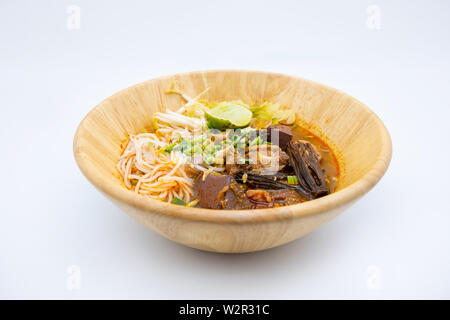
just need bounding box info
[74,70,392,253]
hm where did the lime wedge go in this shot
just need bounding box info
[205,102,252,130]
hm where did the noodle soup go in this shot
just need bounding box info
[117,82,339,209]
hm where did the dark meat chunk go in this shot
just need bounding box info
[265,125,293,151]
[234,171,311,199]
[246,189,304,209]
[287,140,329,199]
[299,139,322,163]
[270,190,304,203]
[250,171,293,182]
[225,164,242,177]
[193,173,252,209]
[235,171,295,190]
[246,189,272,203]
[270,189,304,206]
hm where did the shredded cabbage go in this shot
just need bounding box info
[249,102,296,127]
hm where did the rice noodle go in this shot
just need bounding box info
[117,87,229,203]
[117,133,196,202]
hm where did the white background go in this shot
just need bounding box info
[1,0,449,299]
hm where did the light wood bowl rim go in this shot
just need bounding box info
[73,70,392,224]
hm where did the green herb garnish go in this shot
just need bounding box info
[287,176,299,185]
[172,197,186,206]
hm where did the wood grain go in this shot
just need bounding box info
[73,70,392,253]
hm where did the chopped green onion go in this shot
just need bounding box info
[165,137,182,153]
[249,136,261,146]
[204,155,214,165]
[193,145,202,154]
[186,199,199,207]
[204,144,214,154]
[287,175,299,185]
[164,141,177,153]
[192,135,204,144]
[183,147,192,156]
[172,197,186,206]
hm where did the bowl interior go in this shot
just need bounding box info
[74,70,391,220]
